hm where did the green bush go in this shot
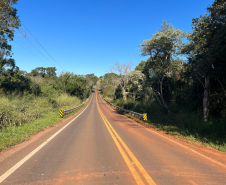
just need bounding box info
[0,94,82,129]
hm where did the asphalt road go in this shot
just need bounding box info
[0,86,226,185]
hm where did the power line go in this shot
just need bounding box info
[14,40,50,66]
[17,29,57,68]
[1,17,58,68]
[1,7,66,72]
[1,16,57,68]
[21,22,66,71]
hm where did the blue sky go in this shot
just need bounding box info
[11,0,214,77]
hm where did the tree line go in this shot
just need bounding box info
[0,64,98,99]
[0,0,98,100]
[100,0,226,122]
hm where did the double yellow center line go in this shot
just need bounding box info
[96,92,156,185]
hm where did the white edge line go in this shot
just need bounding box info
[99,93,226,169]
[0,93,93,183]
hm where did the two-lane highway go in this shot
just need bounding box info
[0,86,226,184]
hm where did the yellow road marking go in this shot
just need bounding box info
[98,109,144,184]
[96,92,156,185]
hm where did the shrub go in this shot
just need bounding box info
[0,93,82,129]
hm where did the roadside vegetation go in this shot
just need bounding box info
[0,0,98,151]
[0,95,92,151]
[0,93,81,129]
[0,69,97,151]
[100,0,226,152]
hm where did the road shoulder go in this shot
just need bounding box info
[99,94,226,169]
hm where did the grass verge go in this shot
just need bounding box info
[0,96,91,152]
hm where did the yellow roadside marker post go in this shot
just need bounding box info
[59,109,64,118]
[143,113,147,121]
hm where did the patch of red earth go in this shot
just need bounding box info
[15,170,132,185]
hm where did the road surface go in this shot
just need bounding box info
[0,86,226,184]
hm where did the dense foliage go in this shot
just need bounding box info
[0,66,98,129]
[101,0,226,120]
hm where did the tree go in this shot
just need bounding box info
[135,60,146,71]
[100,73,118,99]
[109,62,133,100]
[100,73,118,89]
[0,0,22,93]
[85,73,98,88]
[128,70,145,102]
[0,0,20,57]
[30,67,46,77]
[139,21,186,113]
[46,67,57,77]
[58,72,72,93]
[66,75,88,98]
[30,67,56,78]
[184,0,226,121]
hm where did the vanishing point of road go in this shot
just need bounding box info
[0,86,226,184]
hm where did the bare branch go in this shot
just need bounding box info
[195,74,205,89]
